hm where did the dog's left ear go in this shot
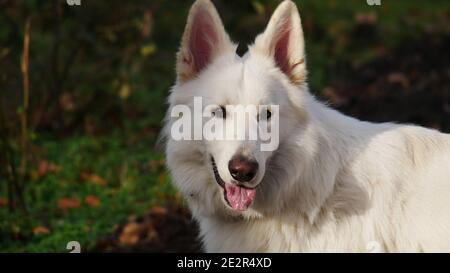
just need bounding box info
[253,0,306,85]
[176,0,234,84]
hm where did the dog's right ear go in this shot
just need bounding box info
[252,0,306,86]
[176,0,233,83]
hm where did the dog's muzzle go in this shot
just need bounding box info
[210,156,256,212]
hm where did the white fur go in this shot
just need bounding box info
[164,0,450,252]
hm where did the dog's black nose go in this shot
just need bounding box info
[228,155,258,182]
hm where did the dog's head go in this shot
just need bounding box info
[166,0,309,217]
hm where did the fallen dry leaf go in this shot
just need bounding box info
[119,222,144,246]
[0,198,8,208]
[84,117,100,135]
[150,206,167,216]
[140,10,153,38]
[85,195,101,207]
[355,11,378,25]
[387,72,410,87]
[58,197,81,212]
[146,224,159,242]
[0,198,8,207]
[33,226,50,235]
[119,83,132,99]
[59,92,76,112]
[81,172,107,186]
[38,160,61,177]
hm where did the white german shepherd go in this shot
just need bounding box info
[164,0,450,252]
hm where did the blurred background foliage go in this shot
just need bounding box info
[0,0,449,252]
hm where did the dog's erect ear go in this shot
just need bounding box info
[253,0,306,85]
[176,0,233,83]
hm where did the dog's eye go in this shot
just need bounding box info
[212,106,226,119]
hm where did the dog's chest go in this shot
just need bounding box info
[199,217,375,252]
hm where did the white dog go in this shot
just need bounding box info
[164,0,450,252]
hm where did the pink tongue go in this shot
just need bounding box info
[224,183,256,211]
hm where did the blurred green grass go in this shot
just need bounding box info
[0,0,448,252]
[1,132,178,252]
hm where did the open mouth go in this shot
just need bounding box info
[210,156,256,212]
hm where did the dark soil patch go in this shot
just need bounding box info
[93,205,202,252]
[320,33,450,132]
